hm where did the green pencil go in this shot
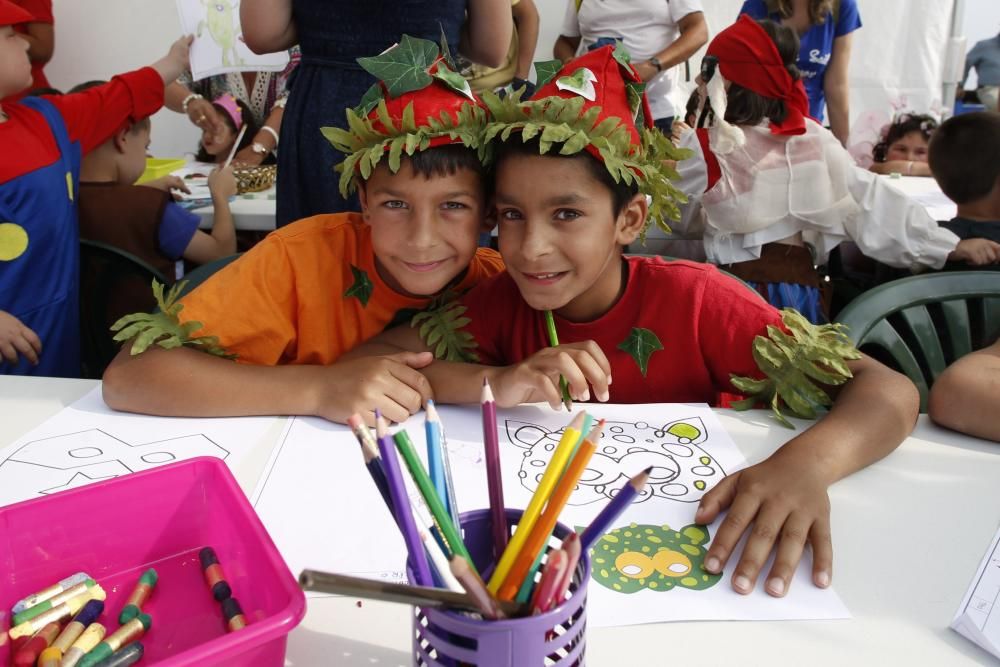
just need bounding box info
[543,310,573,411]
[393,430,475,567]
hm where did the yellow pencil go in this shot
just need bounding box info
[487,412,586,594]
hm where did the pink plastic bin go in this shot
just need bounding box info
[0,456,305,666]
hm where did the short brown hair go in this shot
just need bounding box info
[928,112,1000,204]
[768,0,835,26]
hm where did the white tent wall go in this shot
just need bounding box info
[44,0,993,158]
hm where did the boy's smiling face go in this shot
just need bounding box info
[495,151,647,322]
[0,26,31,98]
[359,159,486,299]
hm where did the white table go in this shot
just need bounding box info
[193,187,277,232]
[883,175,958,222]
[2,376,998,666]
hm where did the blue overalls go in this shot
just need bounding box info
[0,97,81,377]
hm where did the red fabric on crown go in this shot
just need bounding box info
[0,0,32,26]
[368,57,486,151]
[531,45,652,159]
[706,15,811,136]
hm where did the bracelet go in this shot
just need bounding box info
[181,93,203,113]
[273,96,287,109]
[260,125,280,146]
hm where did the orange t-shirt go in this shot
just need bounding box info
[178,213,504,365]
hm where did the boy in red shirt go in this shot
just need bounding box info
[0,0,190,377]
[103,36,504,426]
[365,41,919,598]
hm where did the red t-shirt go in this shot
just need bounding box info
[459,256,784,405]
[0,67,163,184]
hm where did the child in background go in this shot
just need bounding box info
[0,0,190,377]
[194,93,262,165]
[928,111,1000,246]
[672,17,998,322]
[359,44,920,599]
[1,0,52,103]
[868,113,937,176]
[102,36,504,425]
[78,109,238,282]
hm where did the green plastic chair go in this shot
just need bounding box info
[835,271,1000,411]
[177,253,242,299]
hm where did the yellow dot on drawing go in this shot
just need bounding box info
[0,223,29,261]
[667,422,701,441]
[694,480,706,491]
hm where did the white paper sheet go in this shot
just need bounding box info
[251,404,849,626]
[175,0,290,81]
[0,387,276,507]
[951,523,1000,658]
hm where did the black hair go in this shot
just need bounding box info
[722,20,801,128]
[195,98,260,163]
[493,138,638,218]
[26,87,61,96]
[928,111,1000,204]
[872,113,938,162]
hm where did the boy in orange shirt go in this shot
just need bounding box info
[103,36,503,425]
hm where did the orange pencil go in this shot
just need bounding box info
[497,420,603,601]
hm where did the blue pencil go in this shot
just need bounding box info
[425,402,448,516]
[348,414,396,523]
[580,467,652,551]
[427,400,462,531]
[376,422,434,587]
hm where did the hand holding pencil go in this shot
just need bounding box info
[489,341,612,410]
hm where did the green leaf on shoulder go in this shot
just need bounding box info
[409,291,480,362]
[344,265,375,307]
[616,327,663,376]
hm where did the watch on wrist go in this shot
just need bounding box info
[648,57,663,73]
[250,142,269,155]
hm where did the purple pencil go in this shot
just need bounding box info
[579,466,653,551]
[482,378,508,557]
[377,418,434,587]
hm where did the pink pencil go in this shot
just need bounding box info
[482,378,508,557]
[530,549,568,615]
[545,532,581,612]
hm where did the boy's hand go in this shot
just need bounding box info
[492,341,612,410]
[950,238,1000,266]
[695,455,833,598]
[144,175,191,196]
[311,352,435,425]
[0,310,42,366]
[208,166,237,200]
[152,35,194,85]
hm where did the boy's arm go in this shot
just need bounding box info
[696,355,919,597]
[512,0,539,81]
[49,37,191,154]
[102,341,433,426]
[928,339,1000,442]
[182,167,237,264]
[462,0,514,68]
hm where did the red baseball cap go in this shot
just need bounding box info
[0,0,33,27]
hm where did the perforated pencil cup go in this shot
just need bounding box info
[411,509,590,666]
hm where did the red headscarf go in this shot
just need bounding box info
[0,0,32,26]
[706,15,811,136]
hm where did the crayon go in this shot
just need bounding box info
[77,614,150,667]
[199,547,233,601]
[12,579,97,626]
[90,643,143,667]
[59,622,106,667]
[13,622,60,667]
[119,569,157,623]
[221,597,247,632]
[12,572,89,614]
[8,587,105,639]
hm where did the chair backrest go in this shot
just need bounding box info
[835,271,1000,410]
[177,253,242,299]
[79,239,169,379]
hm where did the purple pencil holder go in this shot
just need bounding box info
[411,509,590,666]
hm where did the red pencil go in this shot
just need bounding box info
[545,532,581,612]
[530,549,568,615]
[482,378,508,558]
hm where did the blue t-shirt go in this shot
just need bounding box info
[738,0,862,121]
[157,202,202,260]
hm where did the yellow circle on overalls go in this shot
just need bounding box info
[0,223,29,261]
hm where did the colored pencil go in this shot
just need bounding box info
[449,555,504,619]
[515,550,545,604]
[497,420,603,601]
[425,401,448,517]
[548,532,582,612]
[543,310,573,411]
[427,400,462,531]
[393,429,474,565]
[377,424,434,587]
[349,413,396,523]
[299,570,525,617]
[481,379,509,557]
[222,124,248,169]
[530,549,568,615]
[579,466,653,551]
[488,412,585,593]
[376,414,461,592]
